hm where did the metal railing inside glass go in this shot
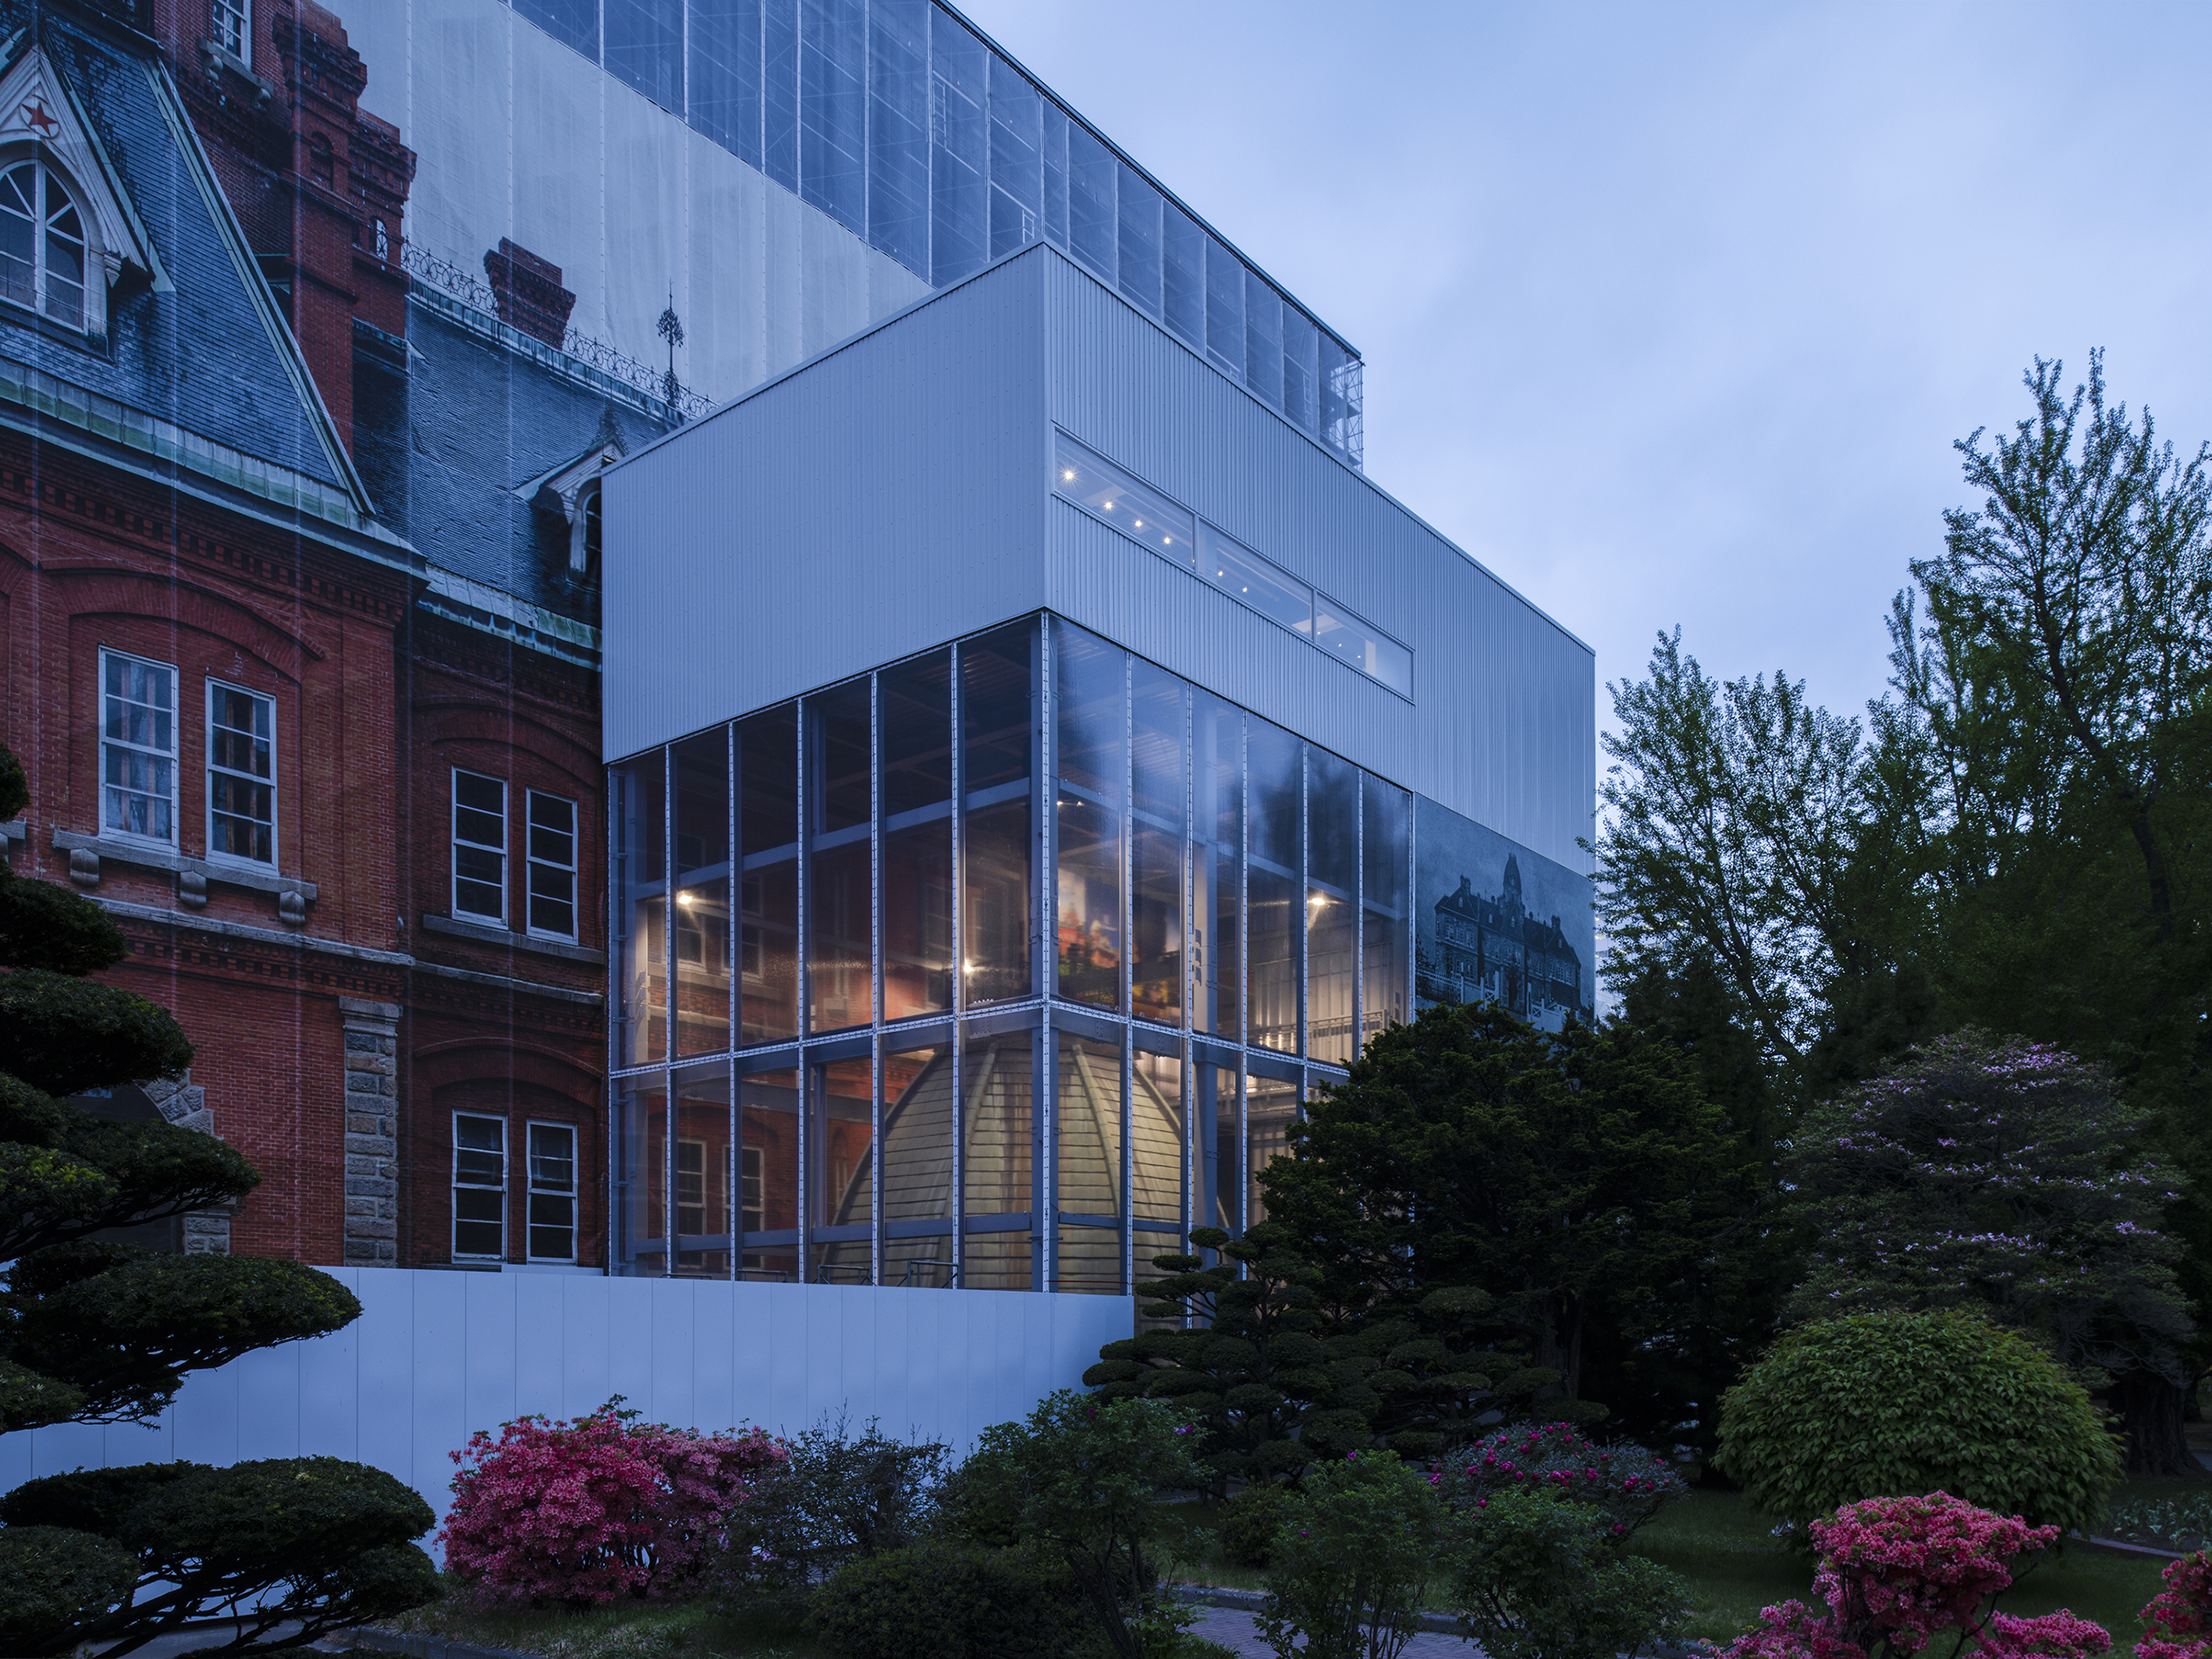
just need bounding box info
[605,613,1412,1286]
[506,0,1362,466]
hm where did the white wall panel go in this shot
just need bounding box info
[0,1270,1134,1539]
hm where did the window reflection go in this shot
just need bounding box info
[812,1056,874,1283]
[1132,1046,1184,1226]
[1247,719,1301,1055]
[673,730,732,1057]
[1131,663,1185,1026]
[882,652,954,1021]
[674,1071,731,1277]
[962,1029,1033,1290]
[738,705,800,1043]
[1307,751,1358,1066]
[1362,775,1410,1043]
[809,679,872,1032]
[880,1039,957,1286]
[1053,432,1193,563]
[1056,1033,1123,1294]
[961,623,1034,1005]
[1055,624,1123,1010]
[1246,1071,1298,1227]
[740,1068,800,1281]
[1193,699,1241,1039]
[613,755,666,1068]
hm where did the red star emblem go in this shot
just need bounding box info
[21,100,57,136]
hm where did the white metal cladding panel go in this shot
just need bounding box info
[1038,256,1594,869]
[603,258,1053,759]
[0,1270,1135,1545]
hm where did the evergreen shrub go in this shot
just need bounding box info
[1716,1309,2121,1534]
[1220,1480,1298,1568]
[1256,1451,1443,1659]
[808,1540,1083,1659]
[1448,1487,1689,1659]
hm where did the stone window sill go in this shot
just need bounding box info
[51,829,314,923]
[421,912,605,966]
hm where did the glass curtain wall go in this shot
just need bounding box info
[609,613,1414,1284]
[516,0,1362,466]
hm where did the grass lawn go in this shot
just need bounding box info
[1627,1488,2179,1652]
[367,1585,821,1659]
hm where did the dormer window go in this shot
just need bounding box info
[0,159,86,328]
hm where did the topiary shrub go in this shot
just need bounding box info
[808,1540,1084,1659]
[716,1417,946,1623]
[1220,1480,1298,1568]
[0,1526,137,1653]
[1716,1309,2121,1535]
[441,1398,785,1607]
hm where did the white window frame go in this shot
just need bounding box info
[676,1135,708,1240]
[525,1121,577,1263]
[98,648,177,847]
[452,1112,506,1261]
[211,0,248,60]
[451,768,508,924]
[205,680,276,868]
[524,788,578,942]
[0,157,92,332]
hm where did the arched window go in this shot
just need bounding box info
[570,479,602,577]
[0,158,86,328]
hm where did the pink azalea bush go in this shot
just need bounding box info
[2138,1551,2212,1659]
[1433,1420,1688,1539]
[440,1398,786,1606]
[1715,1492,2091,1659]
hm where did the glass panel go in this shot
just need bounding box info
[880,652,955,1021]
[799,0,866,235]
[961,623,1034,1006]
[1281,307,1321,435]
[1245,275,1284,410]
[606,0,683,112]
[987,53,1041,258]
[1055,624,1124,1010]
[1056,1033,1122,1295]
[740,1068,801,1281]
[454,1113,506,1261]
[1198,1064,1238,1233]
[1116,163,1161,317]
[516,0,598,59]
[613,754,666,1068]
[1193,698,1241,1039]
[526,1122,577,1262]
[929,9,988,284]
[1362,775,1410,1047]
[763,0,799,190]
[675,1071,733,1277]
[1314,600,1414,695]
[1248,721,1301,1055]
[689,0,764,167]
[809,678,872,1032]
[739,705,801,1043]
[1307,750,1358,1065]
[882,1039,957,1285]
[1323,336,1365,467]
[962,1028,1032,1290]
[1245,1071,1297,1227]
[1067,120,1115,282]
[208,686,274,865]
[674,730,733,1057]
[1205,237,1244,378]
[1041,105,1068,248]
[1053,432,1194,562]
[616,1080,666,1274]
[1132,1047,1183,1226]
[527,792,579,940]
[1162,203,1205,346]
[813,1057,874,1282]
[868,0,930,276]
[1198,524,1311,634]
[1131,662,1185,1026]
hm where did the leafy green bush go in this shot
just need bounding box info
[1220,1480,1298,1568]
[0,1526,136,1653]
[718,1417,946,1622]
[1714,1308,2121,1534]
[1448,1487,1688,1659]
[808,1540,1082,1659]
[1257,1451,1443,1659]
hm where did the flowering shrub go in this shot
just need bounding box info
[2138,1551,2212,1659]
[440,1398,785,1606]
[1432,1421,1687,1540]
[1715,1493,2096,1659]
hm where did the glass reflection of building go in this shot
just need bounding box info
[609,614,1412,1292]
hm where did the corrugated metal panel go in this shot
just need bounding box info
[1039,256,1592,870]
[605,246,1593,872]
[603,257,1052,758]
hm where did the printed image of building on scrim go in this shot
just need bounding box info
[1413,792,1592,1027]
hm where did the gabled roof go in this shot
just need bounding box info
[0,8,377,529]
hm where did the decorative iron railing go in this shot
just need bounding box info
[399,240,712,421]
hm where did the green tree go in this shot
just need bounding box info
[1256,1451,1444,1659]
[1259,1003,1762,1420]
[1784,1031,2192,1415]
[1447,1487,1688,1659]
[0,741,438,1653]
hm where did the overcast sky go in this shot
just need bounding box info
[959,0,2212,730]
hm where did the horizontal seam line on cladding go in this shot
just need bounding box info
[91,897,605,1004]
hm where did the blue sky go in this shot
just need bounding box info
[960,0,2212,730]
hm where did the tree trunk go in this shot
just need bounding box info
[2114,1371,2207,1479]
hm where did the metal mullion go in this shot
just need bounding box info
[1234,1064,1248,1253]
[1036,616,1055,1294]
[1181,680,1195,1274]
[605,772,620,1271]
[870,673,882,1029]
[661,746,676,1276]
[871,1031,885,1288]
[1353,766,1365,1067]
[946,640,967,1291]
[1237,712,1248,1054]
[728,722,740,1280]
[795,705,811,1277]
[1119,652,1134,1297]
[1297,744,1309,1062]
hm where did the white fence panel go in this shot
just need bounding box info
[0,1268,1134,1531]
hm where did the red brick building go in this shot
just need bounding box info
[2,0,626,1274]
